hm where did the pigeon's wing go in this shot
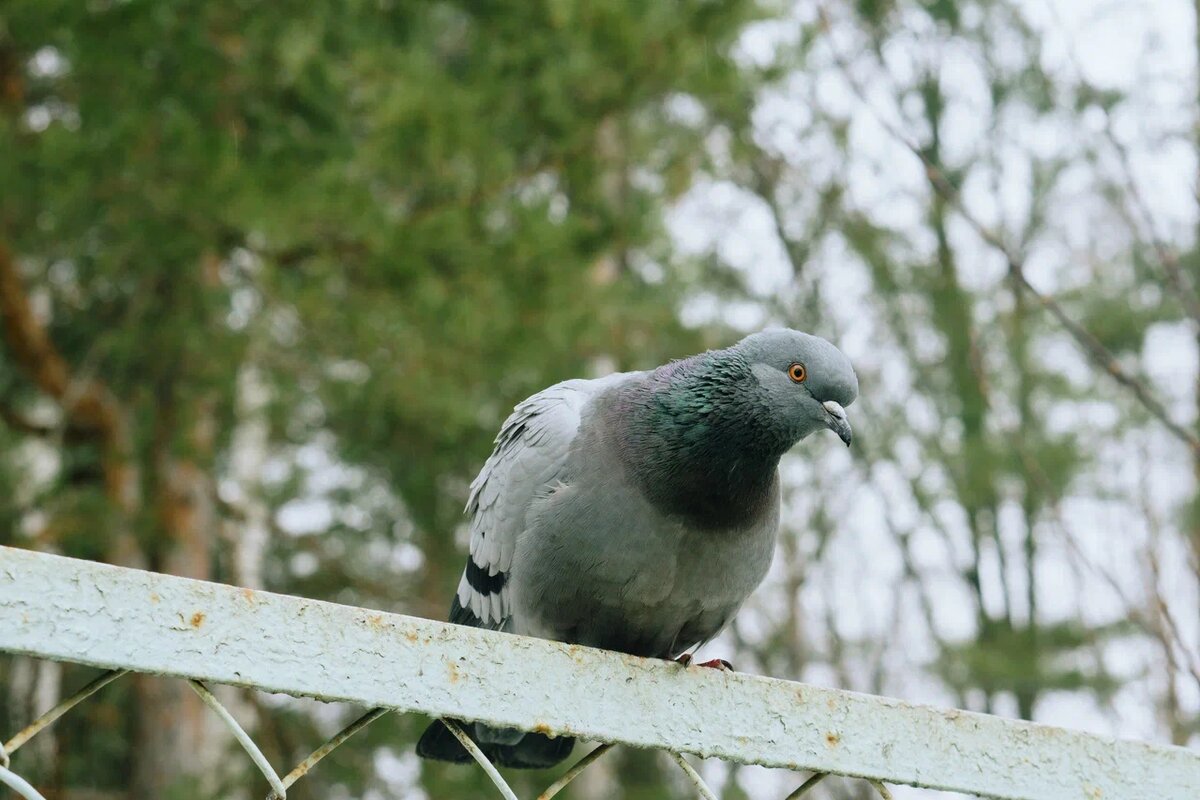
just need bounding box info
[451,376,620,630]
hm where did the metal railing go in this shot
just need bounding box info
[1,545,1197,799]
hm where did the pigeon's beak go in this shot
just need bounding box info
[821,400,852,447]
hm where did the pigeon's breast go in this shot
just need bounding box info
[507,447,780,658]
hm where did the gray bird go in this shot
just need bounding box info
[417,328,858,768]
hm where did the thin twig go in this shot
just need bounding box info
[815,6,1200,456]
[1043,2,1200,329]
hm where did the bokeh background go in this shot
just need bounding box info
[1,1,1198,798]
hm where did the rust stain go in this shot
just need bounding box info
[532,721,552,735]
[404,629,419,643]
[149,593,160,604]
[367,614,384,629]
[447,662,461,684]
[241,588,256,603]
[825,731,840,747]
[190,611,206,628]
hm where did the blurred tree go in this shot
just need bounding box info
[4,1,1200,798]
[0,1,760,797]
[672,5,1200,798]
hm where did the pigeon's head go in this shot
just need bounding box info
[735,329,858,447]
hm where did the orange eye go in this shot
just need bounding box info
[788,362,807,383]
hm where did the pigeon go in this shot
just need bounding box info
[417,328,858,768]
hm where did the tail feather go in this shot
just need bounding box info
[416,719,575,769]
[416,719,473,764]
[422,572,574,768]
[491,731,576,769]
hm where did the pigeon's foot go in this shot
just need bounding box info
[674,654,734,671]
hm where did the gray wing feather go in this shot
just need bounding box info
[455,378,598,628]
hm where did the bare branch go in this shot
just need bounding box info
[0,243,123,439]
[0,402,54,437]
[0,242,141,563]
[816,10,1200,455]
[1042,3,1200,330]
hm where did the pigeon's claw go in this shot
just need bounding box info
[673,654,734,671]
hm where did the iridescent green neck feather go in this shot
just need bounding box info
[611,348,790,530]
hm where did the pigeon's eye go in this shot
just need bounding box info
[787,362,807,383]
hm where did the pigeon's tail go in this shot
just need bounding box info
[416,719,576,769]
[421,585,573,767]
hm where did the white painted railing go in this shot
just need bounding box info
[0,546,1196,799]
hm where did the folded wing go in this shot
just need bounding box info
[451,378,601,630]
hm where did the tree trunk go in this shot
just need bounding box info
[131,402,236,797]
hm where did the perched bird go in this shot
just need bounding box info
[417,328,857,768]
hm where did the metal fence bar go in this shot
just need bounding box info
[2,545,1199,800]
[189,680,288,798]
[869,780,895,799]
[783,773,827,799]
[275,706,390,797]
[0,765,47,800]
[536,743,615,800]
[3,669,126,754]
[443,719,521,800]
[669,752,719,800]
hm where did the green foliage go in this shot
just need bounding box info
[854,0,895,29]
[922,0,961,29]
[935,619,1133,703]
[0,1,761,796]
[2,0,1196,794]
[1074,262,1178,356]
